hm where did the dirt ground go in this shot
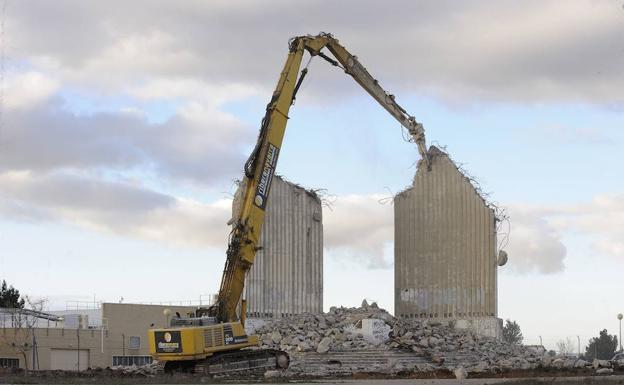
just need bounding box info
[1,371,624,385]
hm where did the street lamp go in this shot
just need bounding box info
[618,314,623,352]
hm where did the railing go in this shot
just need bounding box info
[65,301,102,310]
[65,294,216,309]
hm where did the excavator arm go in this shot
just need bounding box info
[213,33,428,323]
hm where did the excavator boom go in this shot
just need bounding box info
[215,33,428,323]
[148,33,428,375]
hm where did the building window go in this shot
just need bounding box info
[128,336,141,349]
[112,356,152,367]
[0,358,19,368]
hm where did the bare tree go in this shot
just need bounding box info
[556,337,576,356]
[0,296,47,371]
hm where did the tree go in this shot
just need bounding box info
[503,319,523,345]
[0,280,25,308]
[0,296,47,371]
[585,329,618,360]
[557,337,576,356]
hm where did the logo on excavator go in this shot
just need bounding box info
[155,330,182,353]
[254,143,279,210]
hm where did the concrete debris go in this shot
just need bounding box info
[596,368,614,375]
[271,330,282,344]
[263,370,282,378]
[593,359,611,369]
[110,362,160,376]
[453,366,468,379]
[250,302,606,377]
[317,336,333,353]
[252,304,392,354]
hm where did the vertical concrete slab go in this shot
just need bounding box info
[233,175,323,318]
[394,146,498,321]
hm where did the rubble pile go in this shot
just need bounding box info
[109,362,160,376]
[253,301,391,353]
[389,314,552,371]
[252,301,620,377]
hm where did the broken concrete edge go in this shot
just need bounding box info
[396,144,508,223]
[233,173,323,204]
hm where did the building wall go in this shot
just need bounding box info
[1,327,113,370]
[394,146,498,320]
[233,175,323,318]
[102,303,195,346]
[0,303,196,370]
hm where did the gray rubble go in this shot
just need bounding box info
[249,302,608,377]
[109,362,160,376]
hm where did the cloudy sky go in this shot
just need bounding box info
[1,0,623,351]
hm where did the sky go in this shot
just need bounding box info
[0,0,623,352]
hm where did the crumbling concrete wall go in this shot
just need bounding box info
[394,146,499,335]
[233,175,323,318]
[452,317,503,339]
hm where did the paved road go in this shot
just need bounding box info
[368,377,621,384]
[3,375,624,384]
[203,376,624,385]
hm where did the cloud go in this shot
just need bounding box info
[125,78,257,106]
[2,0,622,272]
[549,193,624,260]
[8,0,624,104]
[4,72,60,109]
[0,172,394,260]
[323,194,394,268]
[0,98,252,185]
[502,193,624,274]
[503,206,567,274]
[0,171,232,248]
[1,167,619,275]
[536,124,617,145]
[0,173,397,266]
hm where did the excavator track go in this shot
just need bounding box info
[194,349,289,375]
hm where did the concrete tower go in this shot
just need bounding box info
[394,146,502,337]
[233,175,323,318]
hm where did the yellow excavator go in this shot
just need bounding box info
[148,33,429,375]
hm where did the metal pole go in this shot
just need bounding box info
[577,336,580,358]
[618,314,623,352]
[77,328,80,371]
[32,333,35,370]
[539,336,542,346]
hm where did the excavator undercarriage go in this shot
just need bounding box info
[159,348,289,375]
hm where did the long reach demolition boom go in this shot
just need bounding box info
[213,32,428,323]
[148,33,428,375]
